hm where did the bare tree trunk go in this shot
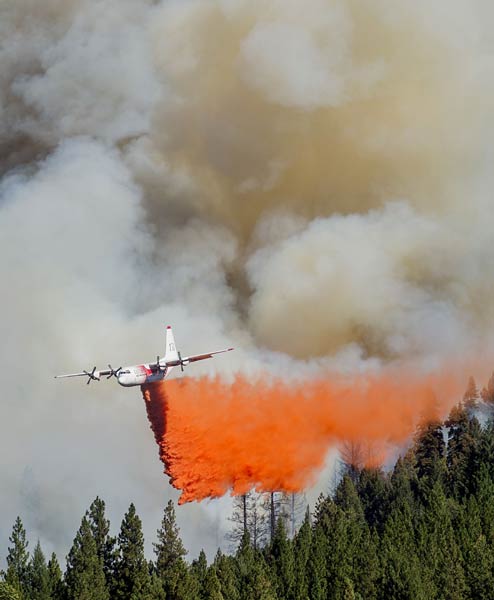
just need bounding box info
[242,493,247,534]
[270,492,275,542]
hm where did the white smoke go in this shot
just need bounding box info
[1,0,494,561]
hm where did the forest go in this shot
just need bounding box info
[2,375,494,600]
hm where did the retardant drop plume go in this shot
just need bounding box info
[142,368,467,504]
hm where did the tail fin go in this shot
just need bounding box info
[164,325,179,362]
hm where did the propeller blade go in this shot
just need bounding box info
[83,367,98,384]
[107,364,123,379]
[178,351,184,372]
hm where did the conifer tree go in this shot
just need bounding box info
[477,420,494,482]
[480,372,494,404]
[463,376,479,410]
[456,496,493,599]
[413,418,446,492]
[114,503,153,600]
[213,550,239,600]
[27,541,50,600]
[379,503,425,600]
[65,515,109,600]
[5,517,30,597]
[357,468,389,531]
[418,482,466,599]
[190,550,208,598]
[389,453,417,511]
[47,553,65,600]
[268,518,295,600]
[154,500,189,600]
[203,566,223,600]
[307,524,328,600]
[446,403,481,497]
[87,497,117,591]
[235,533,276,600]
[473,463,494,547]
[0,583,21,600]
[293,508,311,600]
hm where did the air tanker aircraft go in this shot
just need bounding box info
[55,326,234,387]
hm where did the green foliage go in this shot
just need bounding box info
[268,519,294,599]
[47,553,65,600]
[414,418,446,491]
[153,499,189,600]
[114,503,154,600]
[293,508,311,600]
[27,541,50,600]
[446,404,481,498]
[213,550,239,600]
[203,566,224,600]
[5,517,30,596]
[65,515,109,600]
[87,497,117,593]
[0,583,21,600]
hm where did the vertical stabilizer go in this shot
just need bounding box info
[164,325,179,362]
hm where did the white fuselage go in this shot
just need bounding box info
[117,365,170,387]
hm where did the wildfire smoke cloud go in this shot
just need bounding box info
[142,369,465,504]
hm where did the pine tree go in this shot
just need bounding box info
[413,418,446,493]
[379,503,425,600]
[203,566,224,600]
[87,497,117,592]
[357,468,389,532]
[153,500,189,600]
[213,550,239,600]
[268,518,295,600]
[473,463,494,547]
[307,524,328,600]
[47,553,65,600]
[389,453,417,511]
[65,515,109,600]
[456,496,494,599]
[5,517,30,597]
[190,550,208,598]
[477,420,494,483]
[293,508,311,600]
[0,583,21,600]
[114,503,153,600]
[235,534,276,600]
[463,376,479,410]
[333,475,379,599]
[418,482,466,599]
[480,372,494,404]
[27,541,50,600]
[446,403,481,498]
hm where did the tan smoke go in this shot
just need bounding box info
[126,0,494,361]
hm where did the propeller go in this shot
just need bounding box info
[83,366,100,385]
[106,364,122,379]
[178,351,185,372]
[156,356,162,372]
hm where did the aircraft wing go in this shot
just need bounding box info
[55,368,112,380]
[161,347,234,367]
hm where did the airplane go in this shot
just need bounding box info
[55,325,234,387]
